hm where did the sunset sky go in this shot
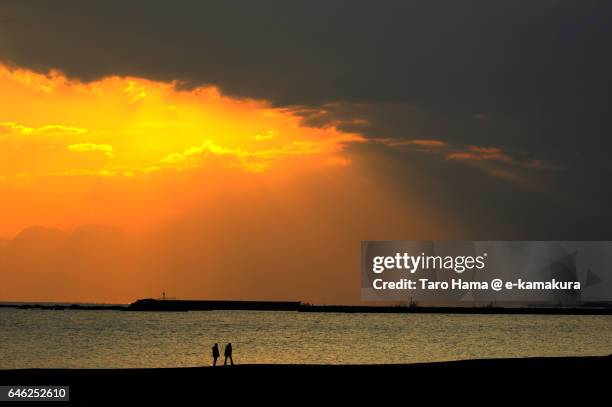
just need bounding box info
[0,1,611,303]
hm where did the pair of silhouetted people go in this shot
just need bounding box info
[212,342,233,366]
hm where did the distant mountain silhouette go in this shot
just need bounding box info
[0,225,132,302]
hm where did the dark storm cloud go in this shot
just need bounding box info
[1,0,611,235]
[1,1,611,155]
[346,141,612,240]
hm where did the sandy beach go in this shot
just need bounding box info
[1,356,609,403]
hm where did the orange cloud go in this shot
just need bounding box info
[446,146,514,164]
[378,137,558,185]
[0,64,362,180]
[445,145,555,171]
[0,121,87,136]
[0,63,371,241]
[67,143,114,158]
[381,138,448,149]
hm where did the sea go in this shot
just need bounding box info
[1,308,611,368]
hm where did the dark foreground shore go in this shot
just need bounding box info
[1,356,610,403]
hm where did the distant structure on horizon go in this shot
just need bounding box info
[158,292,176,301]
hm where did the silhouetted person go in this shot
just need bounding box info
[212,343,220,366]
[224,342,234,366]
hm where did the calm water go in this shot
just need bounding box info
[0,308,611,369]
